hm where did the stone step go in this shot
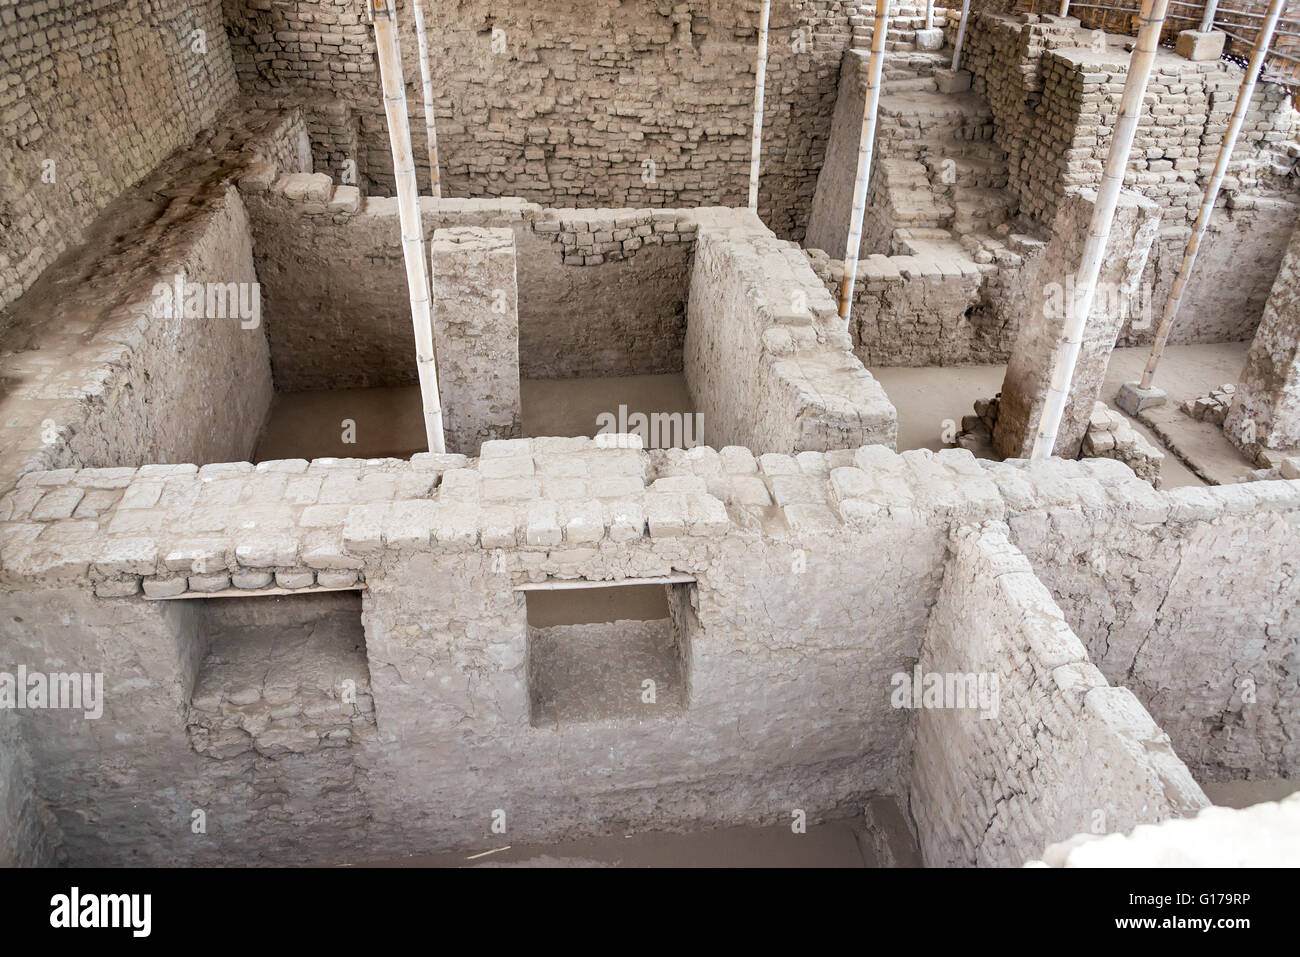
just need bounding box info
[884,76,939,93]
[951,186,1018,233]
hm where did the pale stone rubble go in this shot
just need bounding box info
[1035,793,1300,867]
[1082,401,1164,488]
[1183,383,1238,426]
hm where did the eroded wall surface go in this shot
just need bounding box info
[909,521,1207,868]
[1225,218,1300,457]
[0,110,302,500]
[994,188,1161,459]
[995,460,1300,782]
[0,708,64,866]
[684,213,898,452]
[223,0,856,241]
[431,227,523,456]
[240,181,694,388]
[0,0,239,313]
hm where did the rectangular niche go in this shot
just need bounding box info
[185,591,375,758]
[523,580,696,729]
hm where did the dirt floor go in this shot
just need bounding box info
[520,373,694,439]
[344,813,895,868]
[255,346,1259,490]
[1102,342,1260,485]
[869,342,1260,488]
[1200,778,1300,809]
[253,374,694,461]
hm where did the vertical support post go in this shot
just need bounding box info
[369,0,446,453]
[1137,0,1282,391]
[1058,0,1071,18]
[1200,0,1219,33]
[952,0,971,71]
[412,0,442,198]
[749,0,772,212]
[925,0,935,31]
[838,0,891,322]
[1031,0,1170,459]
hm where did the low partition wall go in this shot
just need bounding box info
[0,442,1248,865]
[807,247,1018,368]
[909,521,1207,868]
[238,177,695,388]
[0,109,307,498]
[243,169,898,455]
[990,460,1300,783]
[684,213,898,452]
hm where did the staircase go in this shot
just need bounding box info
[866,75,1018,254]
[851,3,952,53]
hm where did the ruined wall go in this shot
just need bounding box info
[909,522,1207,868]
[0,0,239,313]
[67,187,274,472]
[804,48,871,260]
[0,440,1013,863]
[1119,199,1299,346]
[0,111,304,501]
[965,14,1295,228]
[994,188,1161,459]
[0,443,1261,865]
[430,227,522,455]
[963,12,1299,345]
[806,248,1017,367]
[1225,217,1300,456]
[0,709,63,866]
[239,180,693,388]
[993,459,1300,782]
[224,0,855,241]
[684,213,898,453]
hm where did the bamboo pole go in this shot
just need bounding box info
[1031,0,1170,460]
[838,0,891,322]
[369,0,446,453]
[952,0,972,71]
[749,0,772,211]
[412,0,442,197]
[1139,0,1284,391]
[1201,0,1220,32]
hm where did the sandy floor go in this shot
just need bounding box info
[254,374,695,462]
[255,345,1257,490]
[1200,778,1300,810]
[520,373,694,439]
[345,814,888,868]
[254,384,429,462]
[1102,342,1260,485]
[868,342,1259,489]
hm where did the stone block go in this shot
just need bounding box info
[1176,30,1225,62]
[914,28,944,52]
[934,68,971,94]
[1115,381,1168,415]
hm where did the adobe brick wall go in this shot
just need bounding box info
[0,0,239,313]
[223,0,858,241]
